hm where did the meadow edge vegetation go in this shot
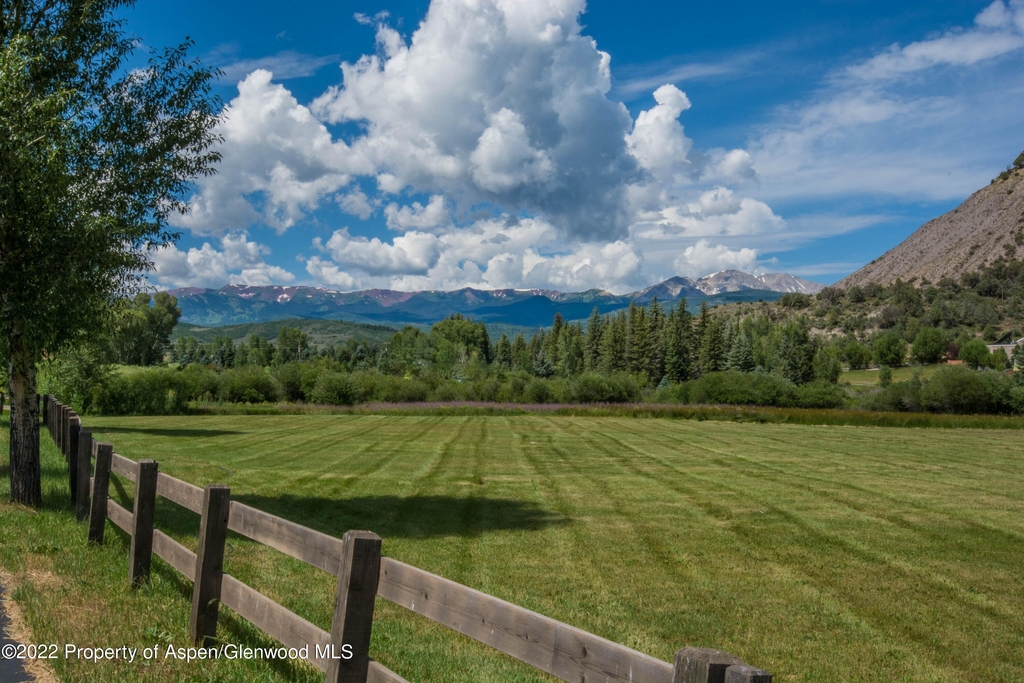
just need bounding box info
[39,257,1024,418]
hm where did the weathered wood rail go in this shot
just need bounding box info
[42,395,773,683]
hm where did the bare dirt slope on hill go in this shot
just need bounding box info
[839,169,1024,288]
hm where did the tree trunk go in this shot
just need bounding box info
[8,334,41,507]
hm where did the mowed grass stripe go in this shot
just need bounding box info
[6,415,1024,683]
[585,419,1024,681]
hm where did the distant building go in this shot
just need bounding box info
[987,337,1024,356]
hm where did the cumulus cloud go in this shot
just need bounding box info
[314,228,441,276]
[626,84,695,179]
[309,0,640,239]
[675,240,760,279]
[383,195,452,232]
[173,70,370,235]
[149,233,296,288]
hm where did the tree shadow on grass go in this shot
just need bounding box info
[231,493,569,541]
[88,427,244,439]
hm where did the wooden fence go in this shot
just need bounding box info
[42,394,773,683]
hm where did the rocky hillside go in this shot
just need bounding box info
[839,163,1024,288]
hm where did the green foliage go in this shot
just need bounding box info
[920,365,1019,414]
[1,0,223,498]
[37,346,111,414]
[106,293,182,365]
[878,365,893,388]
[273,326,310,365]
[873,332,907,367]
[430,314,492,363]
[308,372,355,406]
[911,327,947,364]
[959,338,991,369]
[843,340,873,369]
[218,367,279,404]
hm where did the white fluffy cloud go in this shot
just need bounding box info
[308,0,640,240]
[675,240,760,279]
[149,233,296,288]
[174,70,370,235]
[626,84,695,179]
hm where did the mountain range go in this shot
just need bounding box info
[839,163,1024,287]
[167,271,824,328]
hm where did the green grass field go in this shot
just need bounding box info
[3,414,1024,683]
[841,364,943,388]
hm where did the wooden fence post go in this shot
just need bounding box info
[190,484,231,647]
[61,406,70,458]
[673,647,745,683]
[88,442,113,544]
[130,460,159,586]
[724,664,772,683]
[76,431,93,522]
[68,415,81,504]
[325,530,382,683]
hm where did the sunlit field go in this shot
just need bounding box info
[3,413,1023,682]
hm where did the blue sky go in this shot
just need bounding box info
[124,0,1024,292]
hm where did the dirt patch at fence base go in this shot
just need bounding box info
[0,571,59,683]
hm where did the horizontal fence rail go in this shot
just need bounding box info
[41,395,773,683]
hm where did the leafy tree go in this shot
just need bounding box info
[959,338,991,369]
[843,340,873,370]
[813,345,843,384]
[274,326,309,365]
[431,314,491,362]
[107,292,181,365]
[1,2,221,505]
[911,327,946,365]
[873,332,907,367]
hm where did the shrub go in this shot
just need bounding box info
[878,365,893,388]
[920,365,1016,414]
[308,372,355,405]
[571,373,613,403]
[793,380,848,409]
[687,371,796,407]
[274,362,305,402]
[525,378,551,403]
[863,378,923,412]
[92,367,192,415]
[218,367,279,403]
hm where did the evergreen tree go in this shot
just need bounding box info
[599,311,627,373]
[664,306,693,382]
[512,333,530,372]
[584,307,604,371]
[544,312,564,368]
[698,317,726,374]
[558,324,584,376]
[495,333,513,370]
[726,333,755,372]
